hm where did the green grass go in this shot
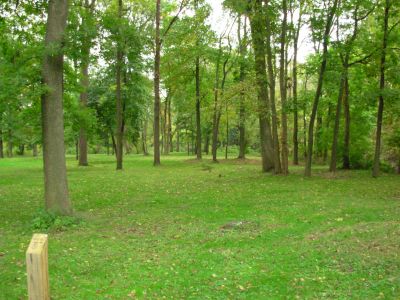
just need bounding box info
[0,153,399,299]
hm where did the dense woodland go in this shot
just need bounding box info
[0,1,399,213]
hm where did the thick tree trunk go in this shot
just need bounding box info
[305,0,338,176]
[372,0,389,177]
[153,0,161,165]
[279,0,289,175]
[41,0,71,215]
[264,0,281,173]
[249,0,275,172]
[195,56,202,159]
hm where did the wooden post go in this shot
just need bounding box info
[26,234,50,300]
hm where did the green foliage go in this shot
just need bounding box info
[31,209,82,232]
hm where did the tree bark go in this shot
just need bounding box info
[115,0,124,170]
[153,0,161,165]
[78,0,94,167]
[7,129,12,157]
[305,0,338,176]
[32,143,38,157]
[342,76,351,169]
[292,2,302,165]
[195,56,202,159]
[279,0,289,175]
[372,0,390,177]
[238,15,247,159]
[330,69,346,172]
[264,0,281,173]
[211,39,223,162]
[41,0,71,215]
[78,60,89,166]
[249,0,275,172]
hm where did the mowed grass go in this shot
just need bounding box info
[0,153,399,299]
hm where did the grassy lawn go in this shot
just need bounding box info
[0,154,399,299]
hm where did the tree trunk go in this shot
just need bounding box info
[330,69,346,172]
[195,56,202,159]
[78,1,94,167]
[211,39,222,162]
[153,0,161,165]
[176,125,180,152]
[372,0,389,177]
[0,129,3,158]
[78,60,89,166]
[305,0,338,177]
[225,99,229,160]
[142,118,148,155]
[204,133,209,155]
[264,0,281,173]
[115,0,124,170]
[32,143,38,157]
[41,0,71,215]
[279,0,289,175]
[238,15,247,160]
[249,0,275,172]
[7,129,12,157]
[168,97,172,152]
[342,76,351,169]
[292,3,302,165]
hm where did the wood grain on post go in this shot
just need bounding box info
[26,234,50,300]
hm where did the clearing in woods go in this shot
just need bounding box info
[0,154,399,299]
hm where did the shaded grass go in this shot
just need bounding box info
[0,154,399,299]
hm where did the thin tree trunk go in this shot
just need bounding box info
[176,125,180,152]
[0,129,4,158]
[342,76,351,169]
[78,60,89,166]
[153,0,161,165]
[279,0,289,174]
[115,0,124,170]
[75,139,79,160]
[238,15,247,159]
[305,0,338,176]
[142,118,148,155]
[195,56,202,159]
[225,99,229,160]
[212,39,223,162]
[330,69,346,172]
[32,143,38,157]
[168,96,172,152]
[41,0,71,215]
[372,0,390,177]
[292,2,302,165]
[7,129,12,157]
[78,0,94,167]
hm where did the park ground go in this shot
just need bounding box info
[0,153,399,299]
